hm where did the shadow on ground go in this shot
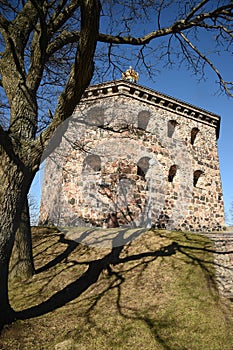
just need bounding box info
[1,228,233,350]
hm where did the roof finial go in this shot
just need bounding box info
[122,66,139,83]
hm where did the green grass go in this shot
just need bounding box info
[0,228,232,350]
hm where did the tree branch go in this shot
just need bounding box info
[47,0,81,36]
[32,0,100,167]
[179,31,233,97]
[45,3,233,59]
[0,14,10,34]
[97,3,233,45]
[185,0,210,23]
[26,2,48,93]
[46,30,79,57]
[0,126,26,172]
[9,1,39,53]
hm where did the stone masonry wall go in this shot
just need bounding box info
[205,233,233,298]
[39,81,225,231]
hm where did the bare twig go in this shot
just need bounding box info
[179,31,233,97]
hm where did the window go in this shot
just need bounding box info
[167,120,178,138]
[69,198,75,205]
[83,154,101,172]
[137,157,151,178]
[191,127,199,145]
[168,165,177,182]
[193,170,204,187]
[138,110,150,130]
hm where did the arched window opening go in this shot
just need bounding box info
[167,120,178,138]
[83,154,101,172]
[86,107,104,127]
[137,157,150,179]
[138,110,150,130]
[193,170,204,187]
[168,165,177,182]
[191,127,199,145]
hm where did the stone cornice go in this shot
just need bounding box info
[80,80,221,139]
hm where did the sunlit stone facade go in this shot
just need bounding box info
[39,80,225,231]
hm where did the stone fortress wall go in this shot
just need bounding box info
[39,80,225,231]
[205,233,233,298]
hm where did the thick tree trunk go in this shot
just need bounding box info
[0,198,19,328]
[0,0,100,330]
[9,197,35,281]
[0,152,32,328]
[0,260,16,329]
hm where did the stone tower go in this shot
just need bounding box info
[39,75,225,231]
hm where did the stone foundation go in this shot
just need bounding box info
[205,233,233,298]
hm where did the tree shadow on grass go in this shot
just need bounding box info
[15,229,179,321]
[70,231,231,350]
[35,233,79,274]
[3,227,230,349]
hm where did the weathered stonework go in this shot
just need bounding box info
[39,80,225,231]
[203,233,233,298]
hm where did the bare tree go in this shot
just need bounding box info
[0,0,100,327]
[0,0,233,327]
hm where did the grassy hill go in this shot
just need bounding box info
[0,227,232,350]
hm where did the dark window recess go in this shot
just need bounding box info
[167,120,178,138]
[83,154,101,172]
[138,110,150,130]
[86,107,105,127]
[193,170,203,187]
[137,157,151,178]
[69,198,75,205]
[168,165,177,182]
[112,86,118,93]
[191,127,199,145]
